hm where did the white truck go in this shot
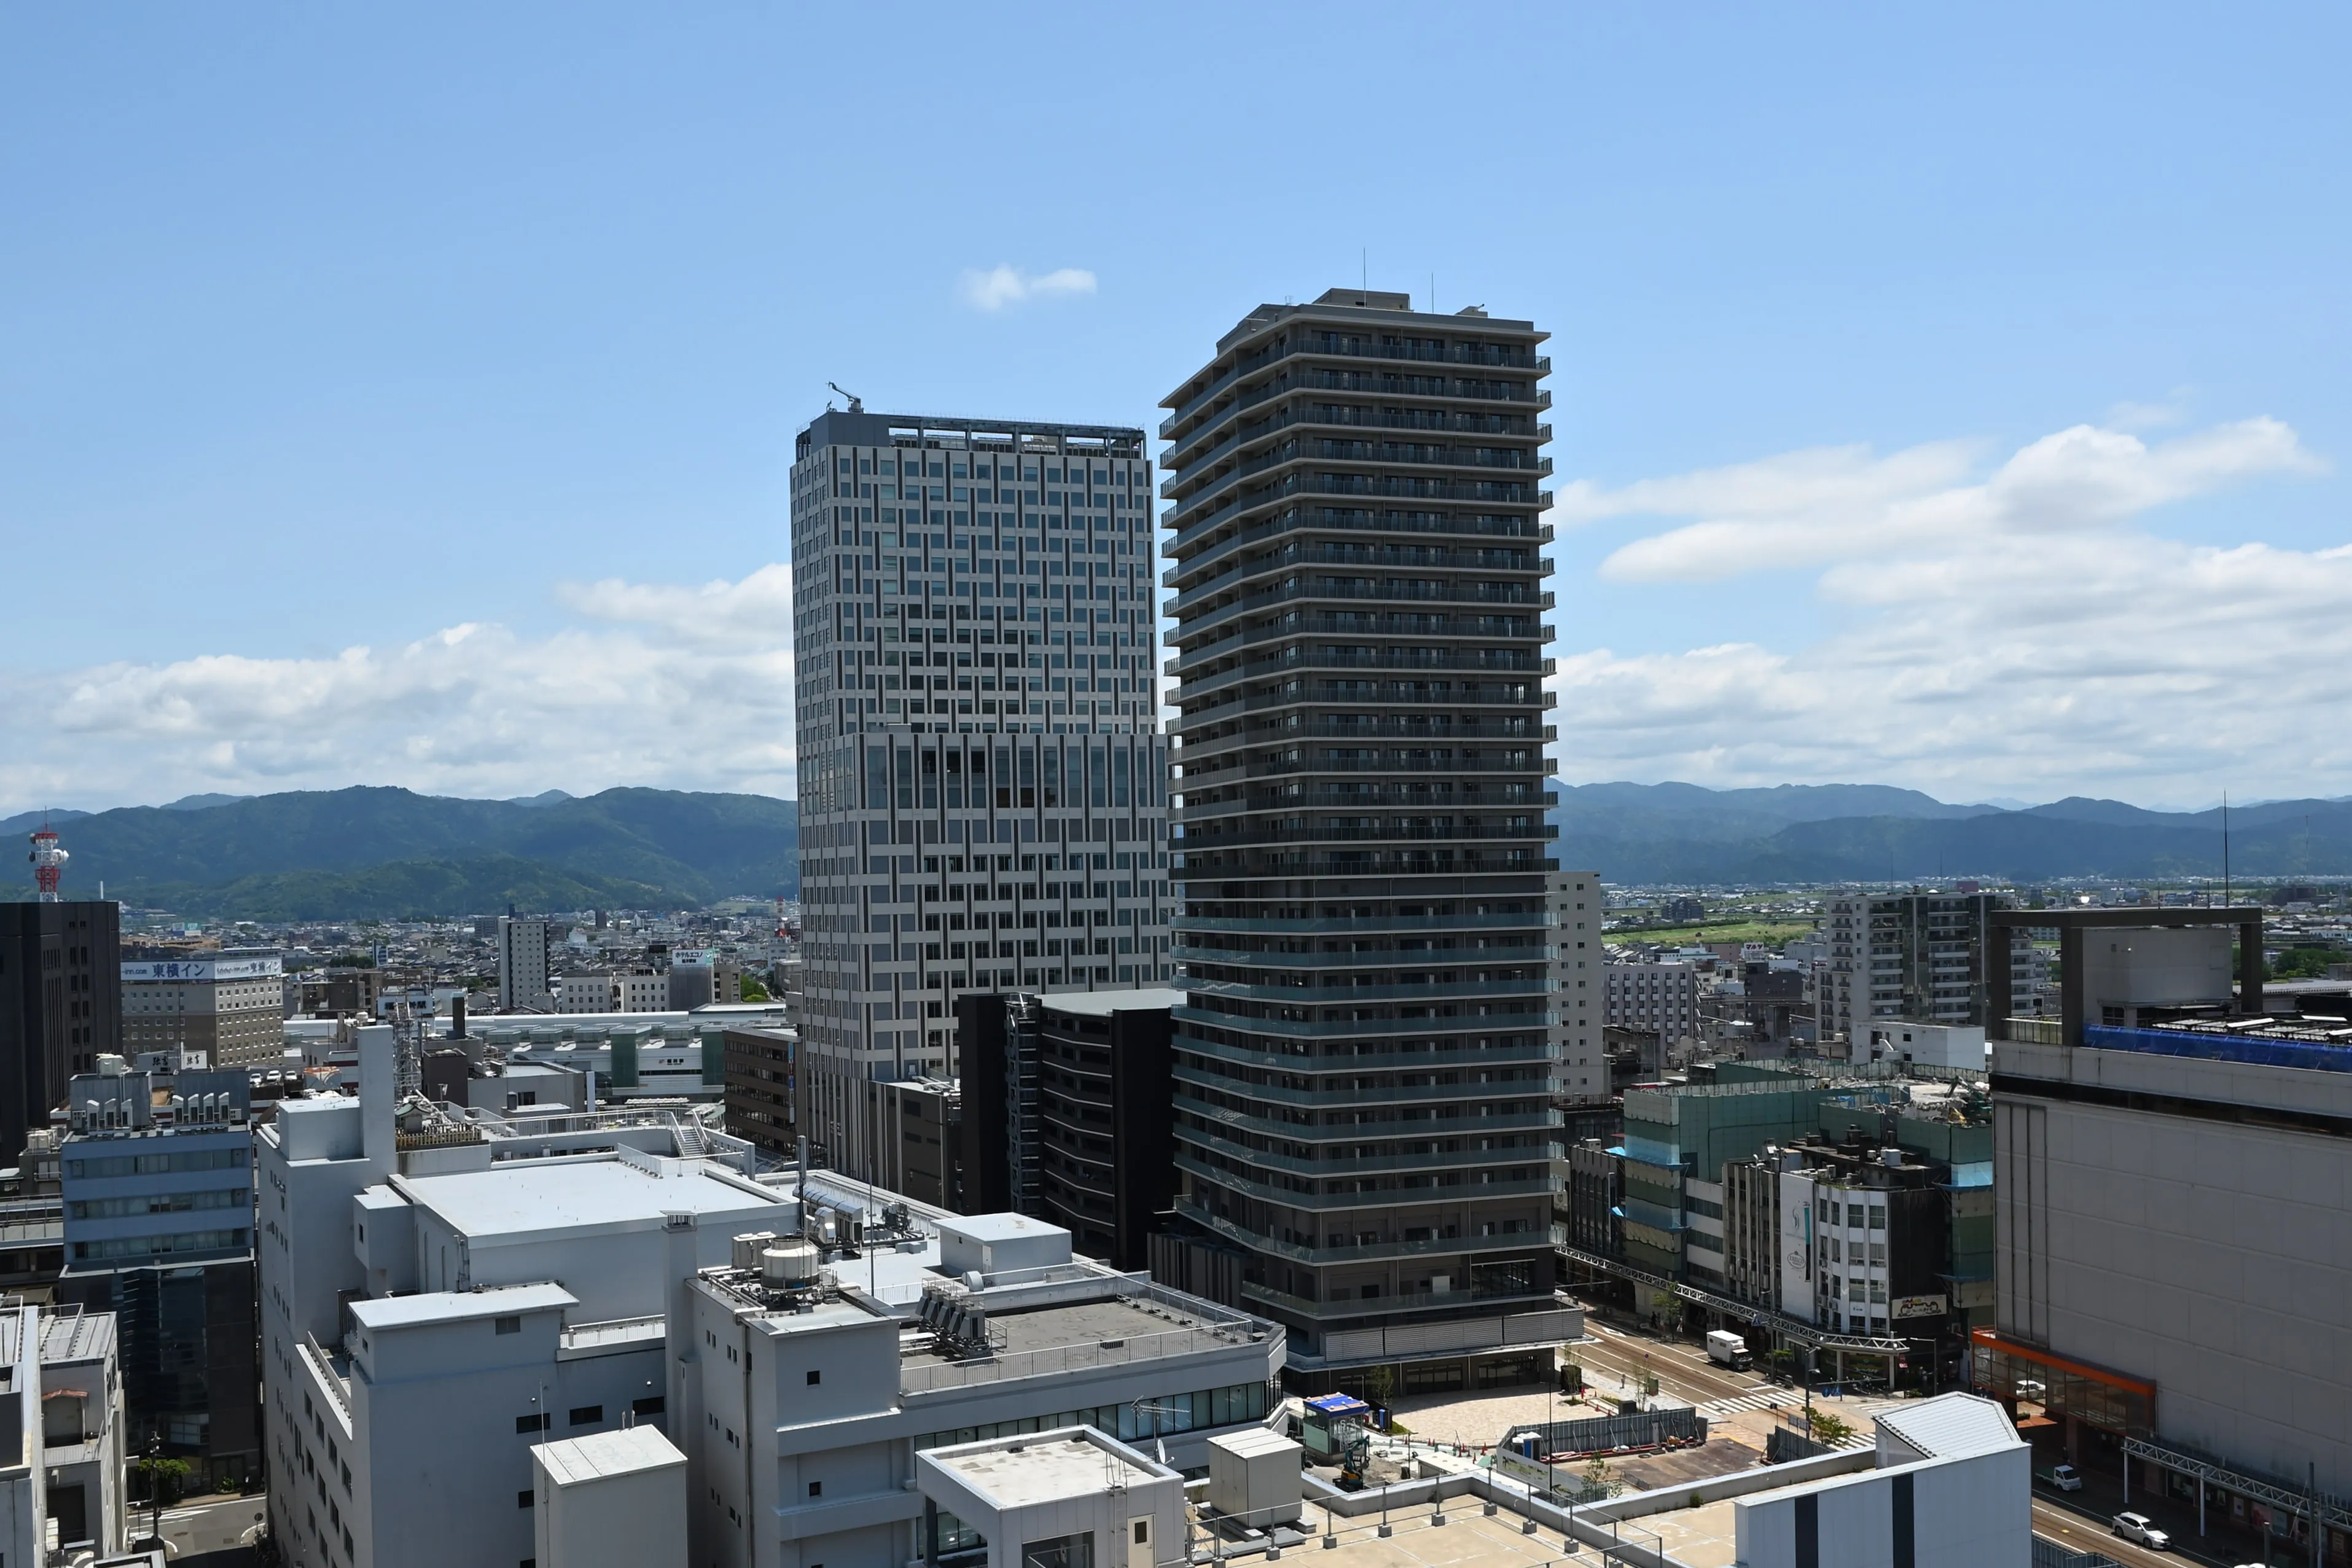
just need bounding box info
[1706,1330,1752,1370]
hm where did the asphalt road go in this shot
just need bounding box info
[144,1494,267,1559]
[1574,1320,1782,1406]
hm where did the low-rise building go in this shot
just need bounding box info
[259,1028,1282,1568]
[0,1302,128,1561]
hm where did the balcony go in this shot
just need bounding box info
[1171,1065,1549,1110]
[1170,1096,1560,1145]
[1173,1007,1555,1042]
[1178,975,1553,1007]
[1173,1199,1556,1267]
[1174,1153,1560,1212]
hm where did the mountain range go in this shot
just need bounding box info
[4,780,2348,918]
[4,787,796,919]
[1549,783,2352,884]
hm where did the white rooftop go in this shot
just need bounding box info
[931,1430,1172,1508]
[534,1425,686,1488]
[940,1212,1067,1245]
[404,1156,785,1240]
[1877,1392,2022,1461]
[351,1282,577,1330]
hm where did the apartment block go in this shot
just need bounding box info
[120,948,284,1068]
[1820,892,2036,1043]
[1030,988,1178,1271]
[1158,289,1567,1388]
[1603,959,1700,1040]
[789,409,1171,1181]
[1551,871,1605,1101]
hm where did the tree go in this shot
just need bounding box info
[1362,1363,1396,1427]
[740,973,773,1002]
[1807,1410,1854,1446]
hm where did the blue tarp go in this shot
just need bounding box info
[2084,1024,2352,1075]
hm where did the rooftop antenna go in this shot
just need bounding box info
[2222,790,2232,905]
[28,820,67,903]
[828,382,864,415]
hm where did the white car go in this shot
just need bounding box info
[2112,1512,2170,1550]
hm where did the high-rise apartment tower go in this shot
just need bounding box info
[789,409,1172,1179]
[1158,290,1565,1386]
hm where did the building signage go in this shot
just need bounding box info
[1891,1293,1948,1320]
[120,956,283,983]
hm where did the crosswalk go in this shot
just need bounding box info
[1698,1391,1790,1416]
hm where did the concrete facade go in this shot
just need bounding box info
[789,409,1171,1180]
[498,918,554,1012]
[1550,872,1605,1101]
[1993,1032,2352,1496]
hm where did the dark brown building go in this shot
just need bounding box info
[722,1026,797,1161]
[1033,989,1177,1271]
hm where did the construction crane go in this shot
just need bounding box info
[827,381,864,414]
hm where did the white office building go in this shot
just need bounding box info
[789,408,1172,1177]
[259,1030,1282,1568]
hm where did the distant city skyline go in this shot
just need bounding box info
[5,5,2350,811]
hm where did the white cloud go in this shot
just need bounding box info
[1569,418,2321,582]
[955,264,1098,312]
[1550,417,2351,802]
[0,567,798,814]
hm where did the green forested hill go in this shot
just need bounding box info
[41,787,797,915]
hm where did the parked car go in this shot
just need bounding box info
[2036,1464,2083,1492]
[2113,1512,2170,1550]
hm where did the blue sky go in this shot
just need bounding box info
[4,3,2348,811]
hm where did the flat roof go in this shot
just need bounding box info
[931,1430,1170,1508]
[1037,987,1182,1020]
[535,1425,686,1486]
[352,1282,577,1330]
[901,1293,1226,1371]
[404,1156,784,1240]
[942,1212,1068,1244]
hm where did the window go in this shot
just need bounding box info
[569,1405,603,1426]
[807,1369,822,1386]
[1023,1533,1095,1568]
[631,1395,665,1418]
[494,1316,520,1335]
[518,1489,534,1508]
[808,1481,822,1497]
[516,1414,550,1433]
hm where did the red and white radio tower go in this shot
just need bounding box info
[28,824,68,902]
